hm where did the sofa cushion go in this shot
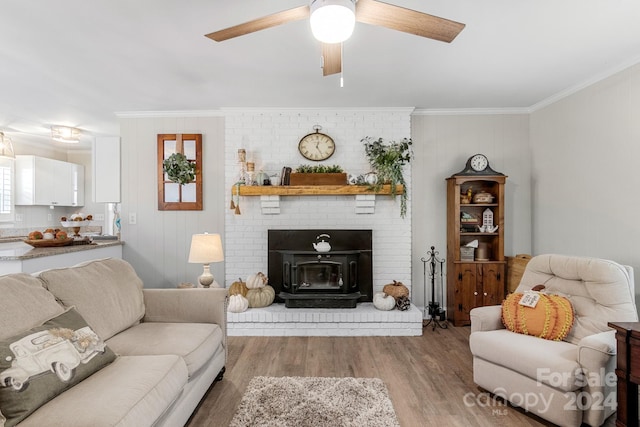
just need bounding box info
[0,273,64,341]
[0,307,117,427]
[16,355,188,427]
[38,258,145,340]
[501,292,575,341]
[516,254,638,344]
[106,322,223,378]
[469,329,581,392]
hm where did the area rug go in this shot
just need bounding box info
[229,376,401,427]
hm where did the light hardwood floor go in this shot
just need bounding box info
[187,325,554,426]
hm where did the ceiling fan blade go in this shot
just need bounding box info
[321,43,342,76]
[205,5,310,42]
[355,0,465,43]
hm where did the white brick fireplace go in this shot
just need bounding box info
[223,108,421,336]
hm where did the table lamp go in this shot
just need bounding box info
[188,232,224,288]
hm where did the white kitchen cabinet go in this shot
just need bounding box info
[15,155,85,206]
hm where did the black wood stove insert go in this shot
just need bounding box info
[268,229,372,308]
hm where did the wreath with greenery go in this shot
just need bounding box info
[163,153,195,185]
[362,136,412,218]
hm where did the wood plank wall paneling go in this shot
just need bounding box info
[120,116,225,288]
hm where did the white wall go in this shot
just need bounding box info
[224,109,413,295]
[119,116,225,288]
[410,113,532,310]
[530,63,640,311]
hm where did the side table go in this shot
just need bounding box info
[609,321,640,427]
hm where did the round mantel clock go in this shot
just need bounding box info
[455,153,504,176]
[298,125,335,161]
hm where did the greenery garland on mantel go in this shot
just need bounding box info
[163,153,195,185]
[362,136,412,218]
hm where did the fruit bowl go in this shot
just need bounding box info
[24,238,74,248]
[61,220,92,237]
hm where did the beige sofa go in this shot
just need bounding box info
[470,254,638,427]
[0,258,227,427]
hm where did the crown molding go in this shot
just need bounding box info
[530,56,640,112]
[114,110,226,118]
[220,107,416,114]
[412,107,530,116]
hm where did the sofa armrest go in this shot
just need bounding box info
[577,330,616,367]
[470,305,505,333]
[142,288,228,338]
[577,330,618,426]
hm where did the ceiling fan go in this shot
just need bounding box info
[205,0,465,77]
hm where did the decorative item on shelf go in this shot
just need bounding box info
[289,164,346,185]
[236,149,247,185]
[312,234,331,252]
[246,162,256,185]
[362,136,412,217]
[177,282,195,289]
[256,170,270,186]
[373,292,396,311]
[473,191,494,204]
[460,247,475,261]
[455,153,504,176]
[460,187,473,204]
[228,294,249,313]
[188,232,224,288]
[382,280,409,299]
[460,211,479,231]
[421,246,447,330]
[475,242,490,261]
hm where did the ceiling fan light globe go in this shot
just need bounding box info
[310,0,356,44]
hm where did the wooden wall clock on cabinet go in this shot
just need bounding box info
[446,155,507,326]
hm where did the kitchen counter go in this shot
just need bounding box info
[0,240,123,275]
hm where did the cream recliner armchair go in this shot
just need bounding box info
[469,254,638,427]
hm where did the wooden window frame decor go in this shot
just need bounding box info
[157,133,203,210]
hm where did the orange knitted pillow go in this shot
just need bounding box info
[501,292,575,341]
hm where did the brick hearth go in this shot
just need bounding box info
[227,303,423,337]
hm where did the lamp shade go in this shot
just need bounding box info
[188,233,224,264]
[310,0,356,44]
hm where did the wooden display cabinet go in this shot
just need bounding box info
[446,174,507,326]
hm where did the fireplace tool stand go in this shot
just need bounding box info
[421,245,447,330]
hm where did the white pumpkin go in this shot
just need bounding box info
[246,272,268,289]
[228,294,249,313]
[373,292,396,311]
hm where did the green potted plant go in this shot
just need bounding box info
[163,153,195,185]
[289,164,347,185]
[361,136,412,217]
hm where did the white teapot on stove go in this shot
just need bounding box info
[312,234,331,252]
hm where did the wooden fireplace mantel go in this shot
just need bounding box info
[231,184,403,196]
[230,184,404,215]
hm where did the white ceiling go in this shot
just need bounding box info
[1,0,640,148]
